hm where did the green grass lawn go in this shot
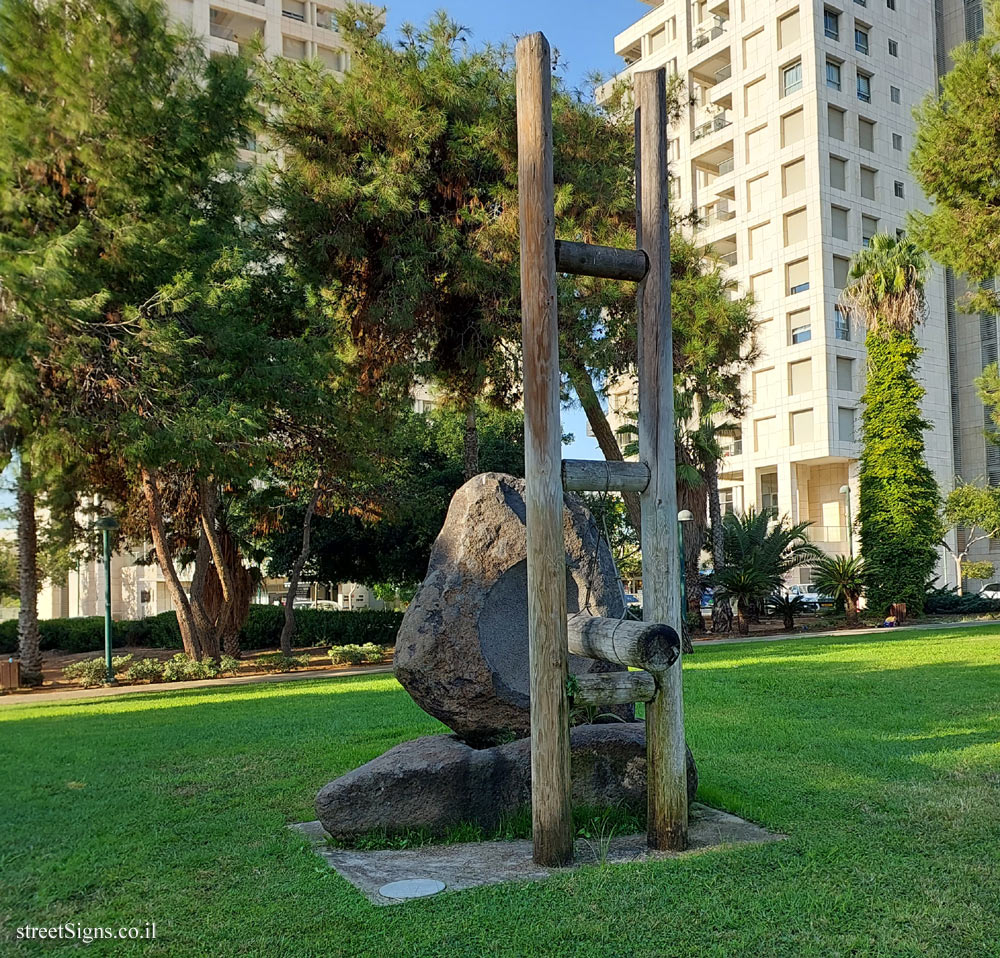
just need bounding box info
[3,626,1000,957]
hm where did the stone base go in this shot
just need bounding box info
[293,805,785,905]
[315,724,697,840]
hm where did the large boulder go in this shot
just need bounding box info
[395,472,628,745]
[316,724,698,840]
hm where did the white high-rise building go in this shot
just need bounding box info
[601,0,1000,586]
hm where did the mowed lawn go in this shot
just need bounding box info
[2,627,1000,957]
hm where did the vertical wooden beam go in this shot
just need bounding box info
[635,67,688,852]
[515,32,574,868]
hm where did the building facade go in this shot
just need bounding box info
[601,0,1000,586]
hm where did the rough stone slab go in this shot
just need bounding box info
[394,473,630,745]
[292,804,785,906]
[315,723,697,840]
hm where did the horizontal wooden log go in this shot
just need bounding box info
[562,459,650,493]
[570,670,656,706]
[567,614,680,674]
[555,240,649,282]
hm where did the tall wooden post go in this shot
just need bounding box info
[515,32,574,867]
[635,68,688,851]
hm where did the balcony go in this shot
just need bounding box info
[282,0,305,21]
[718,251,738,267]
[721,438,743,458]
[315,6,338,30]
[718,156,735,174]
[693,110,732,140]
[690,17,728,52]
[699,199,736,223]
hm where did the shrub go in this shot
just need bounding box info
[328,644,365,665]
[924,587,1000,615]
[253,652,311,673]
[0,606,403,656]
[218,654,241,675]
[359,643,387,664]
[162,653,219,682]
[120,657,165,683]
[62,654,134,688]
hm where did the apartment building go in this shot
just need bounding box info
[165,0,352,72]
[602,0,983,585]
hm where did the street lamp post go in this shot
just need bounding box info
[839,484,853,558]
[94,515,120,685]
[678,510,695,633]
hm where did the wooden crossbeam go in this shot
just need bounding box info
[561,459,650,493]
[570,670,656,707]
[567,614,680,673]
[555,240,649,282]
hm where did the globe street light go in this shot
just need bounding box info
[839,484,853,558]
[94,515,120,685]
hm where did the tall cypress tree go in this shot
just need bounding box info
[842,235,943,614]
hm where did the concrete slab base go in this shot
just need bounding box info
[291,804,784,905]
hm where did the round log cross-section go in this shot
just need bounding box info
[566,615,680,674]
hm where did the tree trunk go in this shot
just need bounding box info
[280,478,322,656]
[783,609,794,631]
[16,456,42,684]
[706,457,724,572]
[463,402,479,481]
[188,536,220,660]
[566,363,642,533]
[736,599,749,635]
[141,466,203,659]
[845,594,859,627]
[198,479,234,605]
[955,554,964,596]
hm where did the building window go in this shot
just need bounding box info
[859,117,875,150]
[830,155,848,191]
[721,487,736,514]
[862,214,878,246]
[890,85,901,103]
[837,356,854,389]
[833,255,850,289]
[831,205,850,240]
[825,8,840,39]
[860,166,876,200]
[787,259,810,295]
[888,38,898,56]
[835,306,851,340]
[857,71,871,102]
[894,180,905,198]
[783,60,803,95]
[855,26,869,54]
[838,407,856,442]
[887,0,895,8]
[854,0,866,5]
[892,132,903,150]
[826,58,842,90]
[783,158,807,196]
[782,108,805,145]
[791,409,814,444]
[829,105,846,139]
[784,207,809,245]
[789,358,813,394]
[896,227,906,240]
[791,322,812,345]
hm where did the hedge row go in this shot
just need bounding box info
[0,606,405,655]
[922,592,1000,615]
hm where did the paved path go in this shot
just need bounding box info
[0,664,394,707]
[3,617,996,707]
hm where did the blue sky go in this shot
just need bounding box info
[385,0,647,456]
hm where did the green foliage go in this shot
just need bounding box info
[944,480,1000,538]
[259,407,524,587]
[964,560,996,582]
[923,586,1000,614]
[0,607,404,656]
[162,654,219,682]
[910,3,1000,311]
[119,657,166,683]
[857,329,943,614]
[218,654,241,676]
[253,652,311,673]
[0,539,17,602]
[813,555,865,625]
[61,655,133,687]
[841,235,929,337]
[327,643,387,666]
[768,593,807,631]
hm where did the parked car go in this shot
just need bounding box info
[979,583,1000,601]
[785,583,836,612]
[624,593,640,607]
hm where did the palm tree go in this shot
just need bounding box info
[769,593,807,632]
[813,555,865,627]
[839,234,942,615]
[715,509,820,634]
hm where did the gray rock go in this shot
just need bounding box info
[394,473,629,745]
[316,724,698,840]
